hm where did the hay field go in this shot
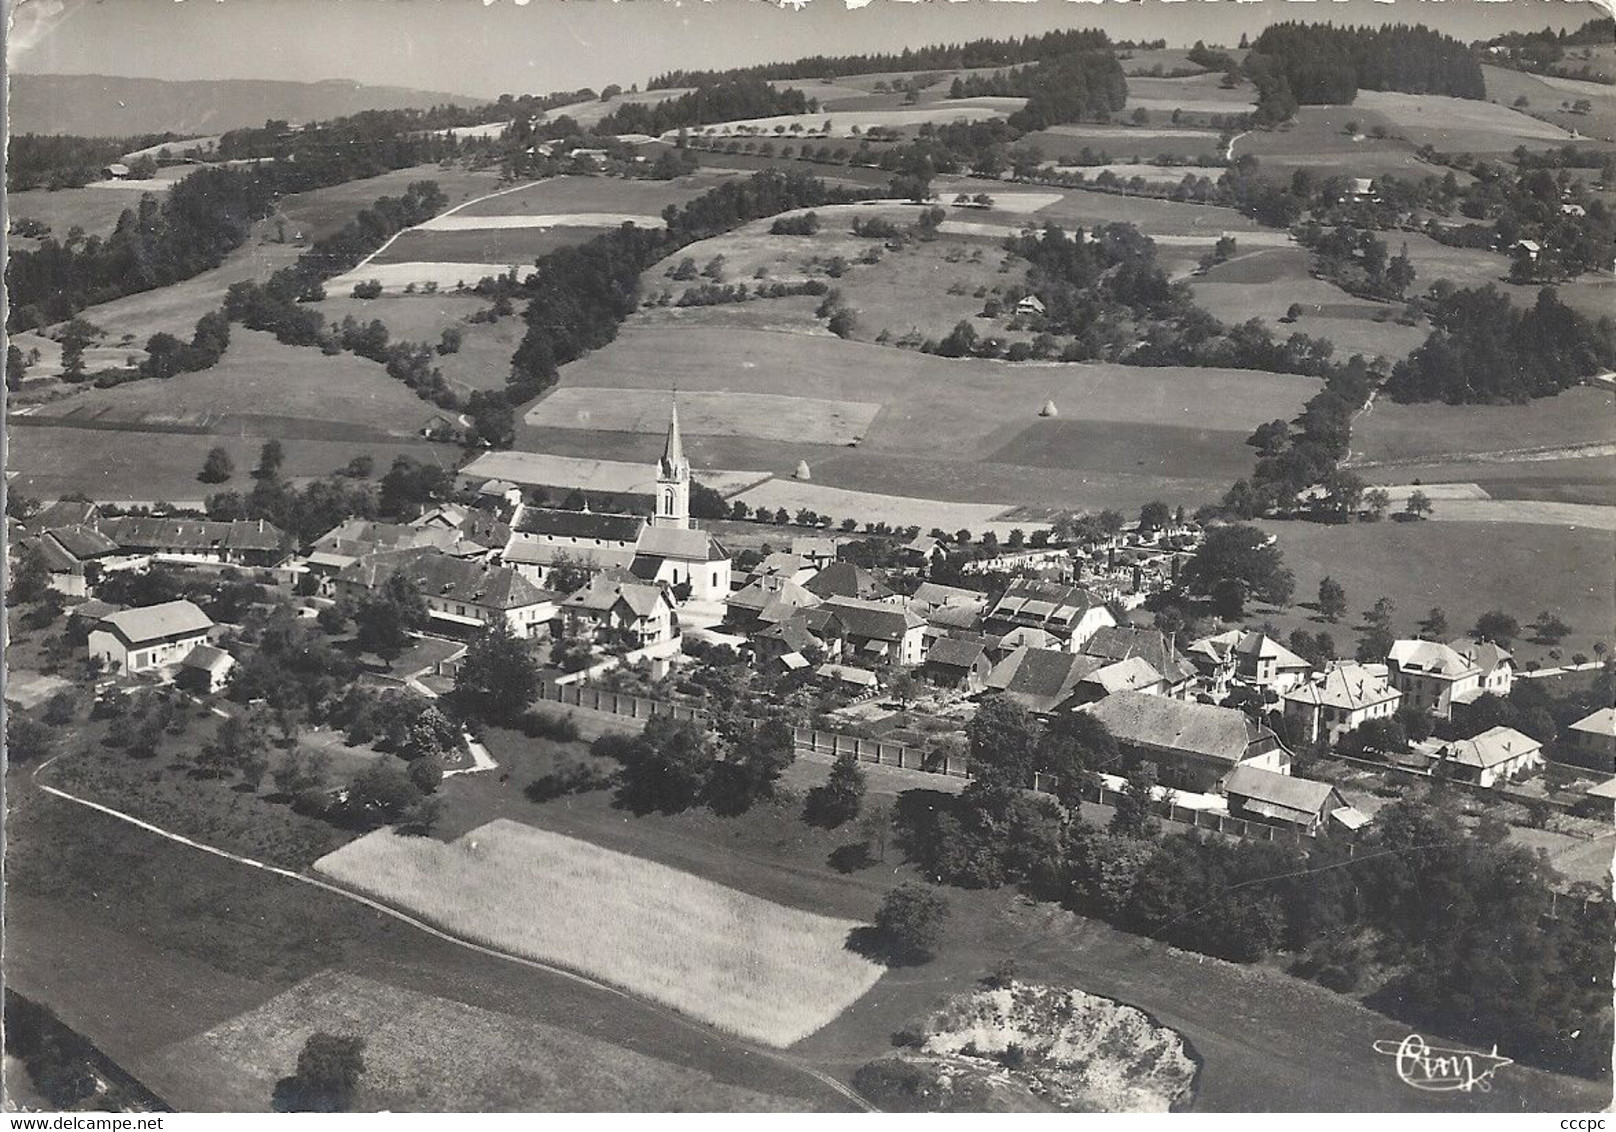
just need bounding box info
[372,226,612,267]
[1352,386,1616,465]
[312,821,885,1047]
[421,212,664,231]
[1125,74,1255,116]
[678,102,1018,140]
[1024,185,1265,237]
[150,969,801,1111]
[461,449,769,496]
[1351,90,1576,150]
[277,163,506,242]
[1230,106,1463,181]
[733,478,1019,533]
[1482,65,1616,142]
[526,387,881,446]
[8,186,162,242]
[328,260,539,293]
[455,173,733,219]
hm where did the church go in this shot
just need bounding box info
[502,402,732,605]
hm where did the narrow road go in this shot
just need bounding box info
[29,756,876,1113]
[1224,129,1253,162]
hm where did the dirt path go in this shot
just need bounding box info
[27,757,875,1113]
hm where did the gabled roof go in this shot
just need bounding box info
[987,579,1102,631]
[513,507,646,542]
[805,562,892,601]
[636,525,727,562]
[816,663,878,688]
[500,541,637,573]
[1448,638,1513,676]
[820,596,922,642]
[752,551,810,579]
[911,581,985,610]
[1389,639,1481,680]
[1443,725,1542,770]
[1084,692,1270,765]
[986,647,1103,714]
[29,500,101,531]
[790,536,840,560]
[100,516,285,554]
[1284,662,1400,711]
[44,524,120,560]
[342,548,552,609]
[757,620,820,655]
[1081,655,1164,695]
[99,599,213,644]
[927,604,984,632]
[181,644,235,674]
[1224,765,1341,818]
[564,576,667,619]
[1082,625,1194,682]
[926,637,988,670]
[995,625,1058,651]
[730,577,818,615]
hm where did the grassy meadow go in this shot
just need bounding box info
[312,820,886,1047]
[1352,386,1616,466]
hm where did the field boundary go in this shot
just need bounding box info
[348,177,554,277]
[26,756,875,1112]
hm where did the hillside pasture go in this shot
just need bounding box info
[678,101,1020,141]
[453,172,738,219]
[327,260,538,293]
[8,186,165,243]
[1022,125,1225,163]
[150,969,799,1112]
[1124,74,1255,116]
[1482,65,1616,143]
[1255,518,1615,666]
[526,387,881,446]
[1230,106,1457,181]
[275,163,506,242]
[1351,386,1616,465]
[1350,90,1576,152]
[120,135,225,161]
[371,226,616,267]
[312,820,885,1048]
[544,87,698,130]
[1016,184,1266,237]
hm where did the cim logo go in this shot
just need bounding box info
[1373,1034,1513,1094]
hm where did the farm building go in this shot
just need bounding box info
[89,600,215,675]
[21,524,125,597]
[924,637,992,692]
[983,579,1114,651]
[1282,662,1402,746]
[178,644,236,694]
[1016,295,1047,317]
[1434,725,1544,788]
[1081,625,1197,699]
[1222,766,1353,836]
[805,562,894,603]
[1565,707,1616,771]
[819,596,926,667]
[97,516,290,568]
[790,537,840,568]
[816,663,879,692]
[1082,691,1290,794]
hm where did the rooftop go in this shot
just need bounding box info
[99,599,214,644]
[1084,692,1271,765]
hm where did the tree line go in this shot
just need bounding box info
[944,51,1129,132]
[596,78,815,137]
[645,29,1116,89]
[7,132,179,192]
[1245,21,1486,109]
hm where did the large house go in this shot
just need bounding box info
[336,548,557,637]
[501,404,730,603]
[983,579,1114,651]
[1083,691,1290,793]
[1282,662,1402,745]
[1222,765,1352,836]
[1450,638,1514,699]
[1080,625,1197,698]
[1435,725,1544,788]
[819,596,926,667]
[1386,639,1483,719]
[89,599,215,674]
[804,562,894,603]
[1188,630,1312,693]
[560,576,675,647]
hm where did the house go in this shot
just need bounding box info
[1435,725,1543,788]
[1080,625,1196,698]
[1222,765,1351,836]
[727,576,819,631]
[475,479,524,510]
[1082,691,1290,793]
[752,619,823,669]
[1069,655,1166,705]
[902,534,948,568]
[98,516,289,568]
[815,663,880,693]
[1449,638,1514,698]
[1513,238,1542,261]
[336,548,558,638]
[420,413,460,440]
[911,582,984,616]
[1347,177,1376,201]
[501,539,638,589]
[178,644,236,694]
[89,600,214,674]
[804,562,894,603]
[983,579,1114,651]
[1188,630,1313,693]
[1563,707,1615,771]
[923,637,992,692]
[790,536,840,569]
[1282,662,1402,745]
[25,500,102,532]
[985,647,1103,715]
[1386,639,1483,719]
[560,576,675,647]
[1015,294,1046,317]
[820,596,926,667]
[103,162,132,179]
[748,551,818,587]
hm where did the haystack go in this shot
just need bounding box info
[794,460,812,481]
[1039,399,1059,418]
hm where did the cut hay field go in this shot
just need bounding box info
[1124,74,1255,116]
[526,387,881,446]
[151,969,800,1112]
[1014,184,1266,238]
[1022,125,1225,163]
[312,820,885,1048]
[1351,89,1576,151]
[460,449,770,497]
[327,260,540,292]
[1352,386,1616,466]
[1255,518,1615,666]
[454,172,735,219]
[1482,65,1616,143]
[277,163,507,242]
[732,478,1020,534]
[1231,106,1460,181]
[312,289,521,395]
[370,226,613,266]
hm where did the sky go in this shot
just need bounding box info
[8,0,1607,101]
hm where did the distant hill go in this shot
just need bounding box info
[8,74,484,137]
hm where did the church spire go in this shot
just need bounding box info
[654,392,690,529]
[661,394,685,470]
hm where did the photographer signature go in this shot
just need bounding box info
[1373,1034,1513,1093]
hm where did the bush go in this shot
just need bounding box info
[874,882,950,964]
[520,708,581,742]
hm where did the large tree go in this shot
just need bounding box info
[286,1033,366,1112]
[451,621,539,724]
[354,571,428,662]
[964,694,1040,788]
[1182,524,1295,609]
[874,882,950,964]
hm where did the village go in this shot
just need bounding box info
[10,398,1613,856]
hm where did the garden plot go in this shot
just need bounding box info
[313,821,885,1047]
[526,388,882,447]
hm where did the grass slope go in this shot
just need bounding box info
[313,820,885,1047]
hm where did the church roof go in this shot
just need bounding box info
[513,507,645,542]
[636,525,727,562]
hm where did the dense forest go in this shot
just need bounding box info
[1385,285,1616,403]
[645,29,1117,89]
[507,169,873,404]
[595,78,815,137]
[1245,22,1486,107]
[943,51,1129,130]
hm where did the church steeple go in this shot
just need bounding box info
[653,394,690,529]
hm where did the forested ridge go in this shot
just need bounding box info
[1246,22,1486,107]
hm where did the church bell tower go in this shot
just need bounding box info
[654,398,690,529]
